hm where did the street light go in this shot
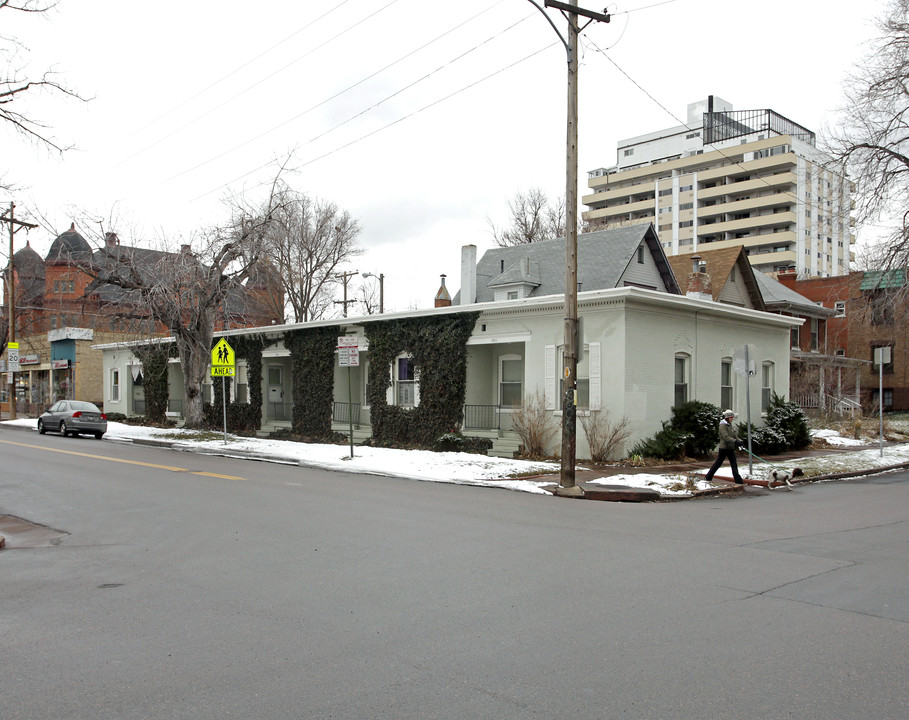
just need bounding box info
[361,272,384,314]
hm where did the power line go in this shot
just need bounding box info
[190,42,557,203]
[160,2,513,187]
[118,0,404,168]
[125,0,356,141]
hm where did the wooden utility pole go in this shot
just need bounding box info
[333,269,359,318]
[536,1,609,495]
[1,202,38,421]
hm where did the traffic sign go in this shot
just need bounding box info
[7,342,19,372]
[337,335,358,348]
[339,347,360,367]
[211,339,235,367]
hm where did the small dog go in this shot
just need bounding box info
[768,467,804,489]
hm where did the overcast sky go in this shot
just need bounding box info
[3,0,885,313]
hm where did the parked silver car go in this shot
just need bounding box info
[37,400,108,439]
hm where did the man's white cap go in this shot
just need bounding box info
[723,409,735,418]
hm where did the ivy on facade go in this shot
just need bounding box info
[204,334,269,435]
[364,312,480,447]
[284,326,340,439]
[133,342,178,425]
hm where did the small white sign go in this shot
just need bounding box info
[338,347,360,367]
[337,335,359,348]
[7,342,19,372]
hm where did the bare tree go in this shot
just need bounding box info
[488,187,588,247]
[1,0,86,162]
[356,279,380,315]
[262,184,362,322]
[84,202,279,428]
[826,0,909,268]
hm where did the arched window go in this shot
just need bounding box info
[674,353,690,407]
[721,358,733,410]
[761,362,774,411]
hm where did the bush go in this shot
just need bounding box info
[511,391,558,458]
[432,432,493,455]
[669,400,722,457]
[629,421,692,461]
[580,410,631,462]
[630,400,721,460]
[745,425,788,455]
[765,393,811,450]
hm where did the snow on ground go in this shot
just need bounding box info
[811,428,869,447]
[5,419,908,497]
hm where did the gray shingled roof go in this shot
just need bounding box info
[753,270,833,317]
[456,223,679,303]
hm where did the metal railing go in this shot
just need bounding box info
[268,401,292,422]
[168,398,183,414]
[462,404,500,430]
[333,402,361,425]
[133,399,146,415]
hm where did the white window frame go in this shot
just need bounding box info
[110,369,120,403]
[762,362,774,412]
[720,358,733,410]
[674,353,689,407]
[544,343,600,412]
[392,355,418,408]
[499,354,523,408]
[834,300,846,317]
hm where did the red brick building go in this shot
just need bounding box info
[3,224,283,412]
[779,270,905,412]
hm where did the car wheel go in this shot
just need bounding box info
[60,421,68,437]
[38,420,46,435]
[94,432,104,440]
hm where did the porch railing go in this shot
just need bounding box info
[168,398,183,414]
[134,399,146,415]
[268,401,292,422]
[333,402,361,425]
[462,404,500,430]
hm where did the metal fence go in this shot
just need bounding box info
[462,404,500,430]
[268,402,292,422]
[333,402,361,425]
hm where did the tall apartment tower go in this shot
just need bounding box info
[583,97,854,278]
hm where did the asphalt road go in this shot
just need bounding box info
[1,430,907,720]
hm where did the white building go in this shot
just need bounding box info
[97,225,798,460]
[584,96,855,278]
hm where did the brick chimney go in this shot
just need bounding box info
[686,255,713,301]
[104,232,119,248]
[435,274,452,307]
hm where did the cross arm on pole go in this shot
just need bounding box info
[544,1,611,24]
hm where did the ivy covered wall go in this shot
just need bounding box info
[204,334,269,435]
[133,342,177,425]
[285,326,340,439]
[365,312,480,447]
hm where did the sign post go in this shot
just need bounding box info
[875,346,890,457]
[337,336,359,459]
[211,339,236,444]
[733,344,758,477]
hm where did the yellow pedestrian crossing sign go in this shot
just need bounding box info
[211,339,235,377]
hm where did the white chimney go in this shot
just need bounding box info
[460,244,477,305]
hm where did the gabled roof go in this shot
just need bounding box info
[488,258,542,288]
[667,246,765,310]
[456,223,679,303]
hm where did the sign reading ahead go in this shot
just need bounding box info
[211,338,236,377]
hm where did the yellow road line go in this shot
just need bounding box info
[0,438,246,481]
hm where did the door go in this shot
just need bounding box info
[267,366,285,420]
